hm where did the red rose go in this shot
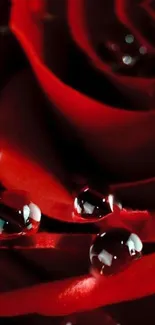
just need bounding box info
[1,0,155,216]
[7,0,155,185]
[0,0,155,323]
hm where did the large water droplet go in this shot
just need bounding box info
[90,229,142,276]
[73,188,121,222]
[0,190,41,239]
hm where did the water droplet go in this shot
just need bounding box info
[122,55,133,65]
[139,46,147,55]
[0,190,41,239]
[90,229,142,276]
[125,34,134,44]
[73,188,121,221]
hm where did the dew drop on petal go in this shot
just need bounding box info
[125,34,134,44]
[122,55,133,65]
[0,190,41,239]
[90,229,143,276]
[73,188,121,221]
[139,46,147,55]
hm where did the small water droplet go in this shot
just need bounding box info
[139,46,147,55]
[0,190,41,239]
[122,55,133,65]
[73,188,121,221]
[90,229,142,276]
[125,34,134,44]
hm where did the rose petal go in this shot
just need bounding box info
[0,252,155,316]
[0,147,73,220]
[10,0,155,182]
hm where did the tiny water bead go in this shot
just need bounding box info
[73,188,122,221]
[0,190,41,239]
[90,229,143,276]
[122,55,134,66]
[125,34,134,44]
[97,29,155,77]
